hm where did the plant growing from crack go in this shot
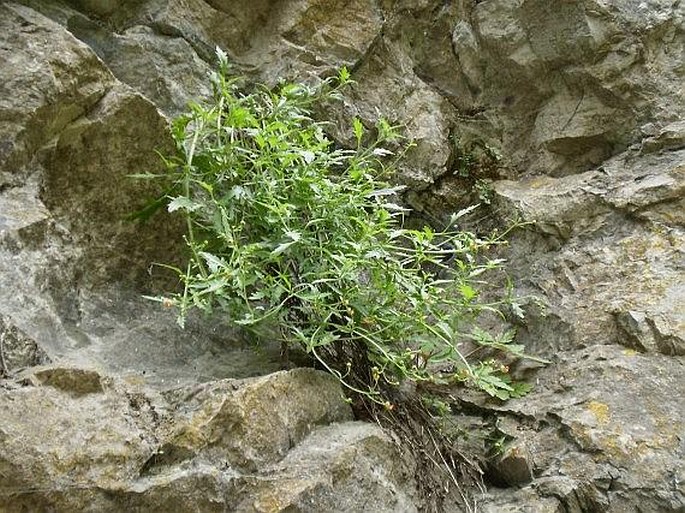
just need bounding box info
[139,48,544,511]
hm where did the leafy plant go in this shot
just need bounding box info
[450,135,503,206]
[147,49,539,406]
[474,178,494,205]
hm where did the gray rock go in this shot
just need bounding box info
[2,0,684,511]
[473,346,685,512]
[0,367,417,512]
[463,0,685,176]
[66,18,213,117]
[0,2,114,177]
[239,422,419,513]
[494,146,685,357]
[488,443,534,487]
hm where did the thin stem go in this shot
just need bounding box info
[183,119,207,278]
[0,331,8,378]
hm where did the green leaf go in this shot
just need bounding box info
[511,301,525,319]
[167,196,202,213]
[353,117,364,145]
[127,173,163,180]
[338,66,351,84]
[200,252,229,274]
[127,194,167,222]
[300,150,315,164]
[460,284,477,301]
[271,240,296,256]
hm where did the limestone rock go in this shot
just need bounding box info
[457,0,685,176]
[242,422,418,513]
[155,369,353,472]
[67,20,213,117]
[27,365,105,396]
[0,315,51,374]
[488,443,534,488]
[0,2,114,177]
[0,367,416,512]
[478,346,685,512]
[494,146,685,357]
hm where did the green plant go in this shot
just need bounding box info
[144,49,541,406]
[134,49,552,512]
[450,135,503,207]
[474,178,494,205]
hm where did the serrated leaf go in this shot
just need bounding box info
[197,181,214,193]
[271,240,296,256]
[450,205,479,225]
[168,196,202,213]
[364,249,384,259]
[229,185,250,200]
[435,321,454,342]
[511,301,525,319]
[216,46,228,68]
[199,252,229,274]
[249,290,266,300]
[284,230,301,242]
[368,185,407,197]
[510,382,533,398]
[384,202,409,212]
[234,314,256,326]
[353,117,364,144]
[338,66,351,84]
[460,284,477,301]
[192,278,227,294]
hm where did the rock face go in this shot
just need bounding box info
[1,0,684,512]
[1,367,417,512]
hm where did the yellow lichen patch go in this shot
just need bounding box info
[622,349,638,356]
[123,374,146,386]
[527,176,553,189]
[171,423,210,450]
[587,400,610,424]
[252,478,310,512]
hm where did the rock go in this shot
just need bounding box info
[0,367,158,511]
[476,346,685,512]
[155,368,353,472]
[27,365,105,396]
[66,17,213,117]
[0,367,416,512]
[488,443,534,487]
[0,2,187,366]
[135,0,383,85]
[641,120,685,154]
[242,422,418,513]
[341,37,456,190]
[493,146,685,357]
[0,2,114,177]
[467,0,685,176]
[480,488,563,513]
[0,315,51,374]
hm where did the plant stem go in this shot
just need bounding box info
[0,331,8,378]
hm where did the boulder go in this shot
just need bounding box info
[477,346,685,512]
[0,366,417,512]
[494,146,685,357]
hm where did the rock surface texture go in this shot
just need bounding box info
[1,0,683,512]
